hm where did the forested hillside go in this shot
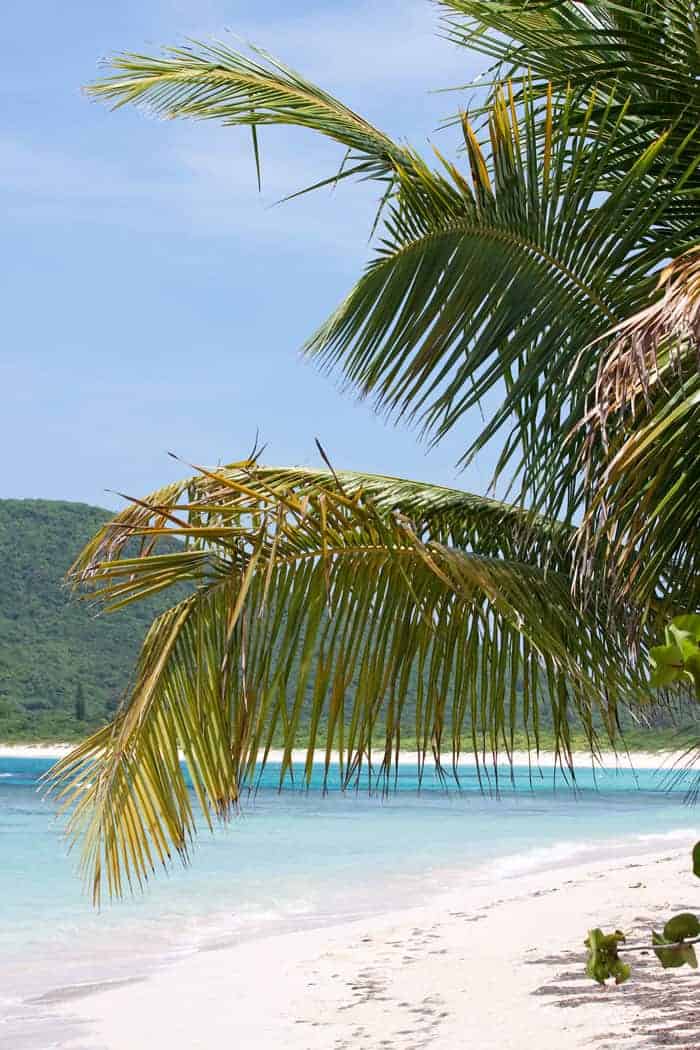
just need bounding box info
[0,499,693,748]
[0,500,185,740]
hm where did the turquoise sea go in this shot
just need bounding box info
[1,756,698,1047]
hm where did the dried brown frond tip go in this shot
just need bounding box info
[593,247,700,433]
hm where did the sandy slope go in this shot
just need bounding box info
[51,848,699,1050]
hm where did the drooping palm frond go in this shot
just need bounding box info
[571,247,700,616]
[86,41,697,516]
[47,463,648,902]
[591,248,700,422]
[578,376,700,616]
[86,42,412,193]
[306,87,697,512]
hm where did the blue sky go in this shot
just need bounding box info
[3,0,493,510]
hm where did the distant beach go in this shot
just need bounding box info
[1,742,698,770]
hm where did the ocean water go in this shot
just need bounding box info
[1,756,698,1046]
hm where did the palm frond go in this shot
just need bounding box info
[576,373,700,617]
[87,37,697,518]
[47,463,648,902]
[86,41,410,190]
[441,1,700,136]
[441,1,700,239]
[572,248,700,615]
[590,247,700,422]
[305,85,693,510]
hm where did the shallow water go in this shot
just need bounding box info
[1,756,698,1046]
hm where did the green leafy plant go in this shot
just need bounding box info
[650,615,700,698]
[585,928,630,985]
[651,930,698,970]
[584,622,700,986]
[585,843,700,983]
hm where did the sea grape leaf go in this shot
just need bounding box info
[649,643,685,687]
[585,840,700,984]
[668,624,698,651]
[610,958,631,983]
[684,653,700,695]
[653,931,685,968]
[652,930,697,969]
[663,912,700,942]
[672,614,700,641]
[650,616,700,698]
[585,928,629,984]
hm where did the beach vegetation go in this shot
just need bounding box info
[0,499,190,741]
[583,618,700,986]
[650,615,700,698]
[586,841,700,983]
[44,0,699,905]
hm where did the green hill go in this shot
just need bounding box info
[0,499,185,741]
[0,499,694,750]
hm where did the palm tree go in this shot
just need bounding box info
[50,1,699,902]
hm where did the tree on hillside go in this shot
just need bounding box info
[75,683,87,722]
[49,0,698,903]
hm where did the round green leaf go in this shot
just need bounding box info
[673,614,700,642]
[653,931,694,969]
[664,912,700,942]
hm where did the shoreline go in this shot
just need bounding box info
[4,751,698,1050]
[1,742,697,770]
[48,843,699,1049]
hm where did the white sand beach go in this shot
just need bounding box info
[2,743,698,771]
[45,846,698,1050]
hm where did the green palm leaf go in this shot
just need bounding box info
[86,41,696,514]
[578,373,700,615]
[441,2,700,244]
[49,2,700,902]
[442,2,700,146]
[47,464,646,902]
[86,42,411,191]
[306,88,694,506]
[443,1,700,107]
